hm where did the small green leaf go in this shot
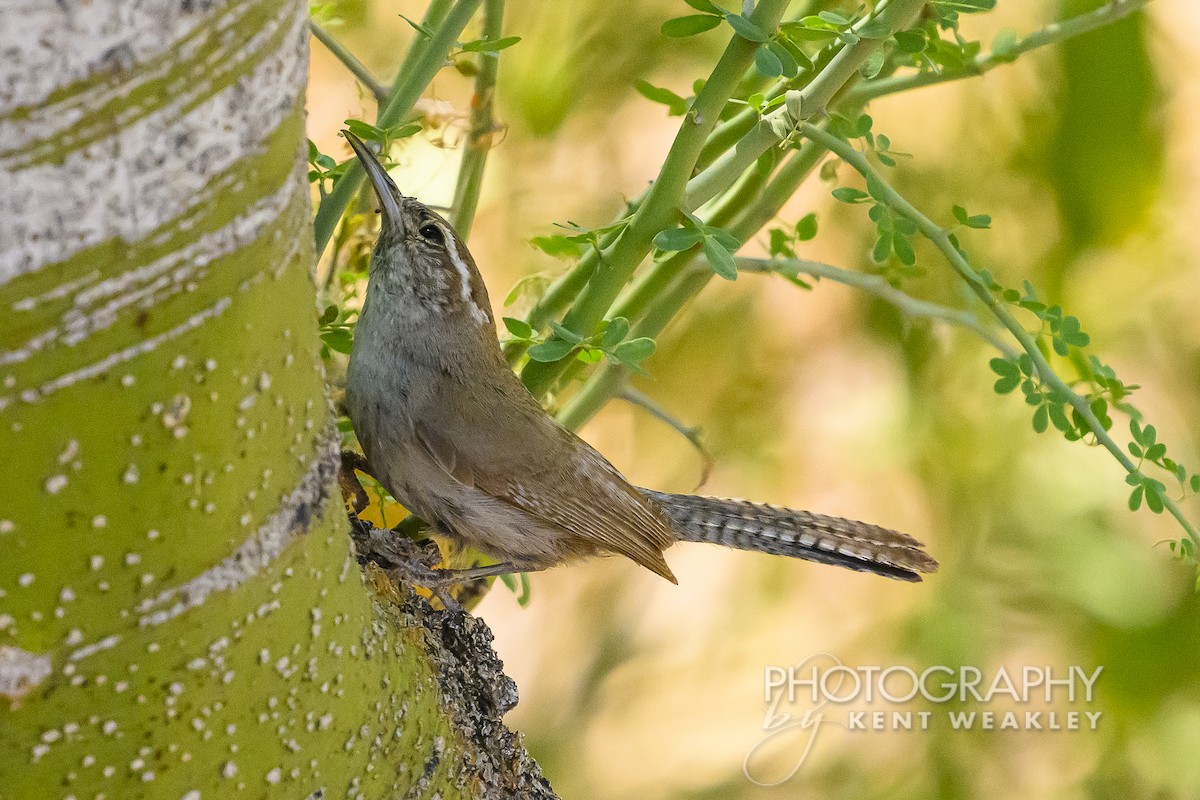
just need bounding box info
[614,337,657,365]
[1048,402,1071,432]
[634,80,689,116]
[989,358,1018,377]
[386,122,423,140]
[892,233,916,266]
[1146,484,1164,514]
[320,328,354,354]
[832,187,870,204]
[1129,484,1144,511]
[527,339,576,362]
[1032,404,1049,433]
[703,226,741,251]
[460,35,521,52]
[872,233,892,264]
[766,40,799,78]
[530,235,583,259]
[344,118,385,144]
[817,10,851,26]
[856,18,894,40]
[935,0,996,11]
[653,226,704,251]
[319,304,339,326]
[399,14,434,37]
[994,374,1020,394]
[502,317,533,339]
[794,212,818,241]
[547,321,583,344]
[754,44,783,77]
[684,0,723,12]
[768,228,794,257]
[601,317,630,348]
[661,13,722,37]
[575,347,605,364]
[860,48,887,79]
[727,14,768,42]
[703,236,738,280]
[894,29,926,53]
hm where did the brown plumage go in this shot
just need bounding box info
[341,131,936,588]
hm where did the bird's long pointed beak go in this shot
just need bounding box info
[342,130,403,224]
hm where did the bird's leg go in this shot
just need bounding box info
[387,559,544,611]
[338,450,372,515]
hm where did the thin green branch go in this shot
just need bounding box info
[736,256,1020,359]
[799,120,1200,549]
[448,0,504,239]
[617,388,714,490]
[308,21,389,103]
[557,136,830,430]
[313,0,484,257]
[843,0,1152,106]
[684,0,925,212]
[518,0,792,397]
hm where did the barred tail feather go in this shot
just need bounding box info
[641,490,938,582]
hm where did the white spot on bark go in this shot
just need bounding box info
[136,436,337,627]
[58,439,79,464]
[69,634,121,662]
[0,646,52,701]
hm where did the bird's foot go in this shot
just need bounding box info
[338,450,372,515]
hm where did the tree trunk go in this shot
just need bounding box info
[0,1,551,797]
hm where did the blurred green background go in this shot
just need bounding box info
[308,1,1200,797]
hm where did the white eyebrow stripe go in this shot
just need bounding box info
[441,226,490,325]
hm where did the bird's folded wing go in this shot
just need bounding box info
[414,420,677,581]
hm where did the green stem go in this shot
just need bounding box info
[551,151,775,393]
[313,0,483,257]
[843,0,1152,106]
[611,149,775,327]
[684,0,925,212]
[799,120,1200,549]
[500,198,640,366]
[448,0,504,239]
[519,0,791,397]
[558,136,829,430]
[394,0,455,87]
[309,21,389,103]
[736,256,1020,358]
[618,387,714,487]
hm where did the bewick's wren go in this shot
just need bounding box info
[341,131,937,587]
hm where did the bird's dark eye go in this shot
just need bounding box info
[419,223,444,244]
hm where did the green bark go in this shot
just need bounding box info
[0,2,550,797]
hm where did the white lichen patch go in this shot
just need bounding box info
[0,1,306,283]
[0,646,52,701]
